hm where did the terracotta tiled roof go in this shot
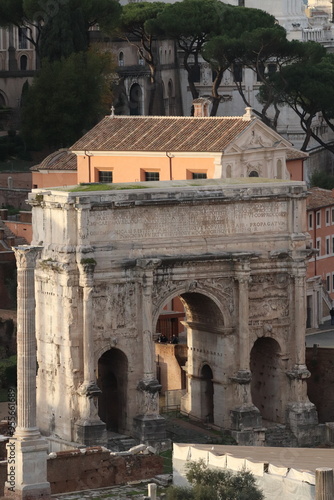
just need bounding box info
[307,187,334,210]
[286,149,308,160]
[31,150,77,171]
[70,115,253,153]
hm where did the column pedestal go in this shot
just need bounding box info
[286,366,319,446]
[230,372,262,435]
[133,379,166,446]
[5,438,50,500]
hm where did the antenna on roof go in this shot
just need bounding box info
[110,105,115,118]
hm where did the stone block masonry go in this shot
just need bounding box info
[0,447,163,496]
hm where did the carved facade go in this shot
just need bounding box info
[27,179,320,447]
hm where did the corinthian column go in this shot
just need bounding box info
[230,258,261,434]
[234,260,251,381]
[286,262,318,445]
[75,259,106,446]
[5,245,51,500]
[134,259,166,445]
[15,246,41,437]
[293,265,307,367]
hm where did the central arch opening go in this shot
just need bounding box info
[155,290,226,425]
[97,348,128,432]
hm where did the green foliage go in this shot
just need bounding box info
[310,170,334,190]
[0,355,17,389]
[40,3,88,62]
[21,48,115,150]
[166,460,264,500]
[0,0,121,59]
[0,132,26,161]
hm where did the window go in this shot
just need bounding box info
[20,55,27,70]
[249,171,259,177]
[326,208,330,226]
[326,236,330,255]
[327,274,331,292]
[192,173,207,179]
[332,207,334,224]
[118,51,124,67]
[256,63,265,82]
[316,237,321,256]
[268,63,277,74]
[332,273,334,291]
[190,64,200,83]
[316,210,321,228]
[332,236,334,253]
[18,27,27,49]
[98,171,112,183]
[145,172,159,181]
[233,63,243,83]
[238,0,245,5]
[308,213,313,230]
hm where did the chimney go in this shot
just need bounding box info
[193,98,210,117]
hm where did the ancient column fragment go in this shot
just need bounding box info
[5,245,51,500]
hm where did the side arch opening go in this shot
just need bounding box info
[97,348,128,432]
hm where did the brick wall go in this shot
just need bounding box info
[306,346,334,423]
[0,447,163,496]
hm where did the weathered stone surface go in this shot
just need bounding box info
[27,180,318,446]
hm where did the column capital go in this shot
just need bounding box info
[78,258,96,287]
[13,245,43,270]
[136,258,161,271]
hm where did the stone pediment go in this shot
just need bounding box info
[225,120,291,154]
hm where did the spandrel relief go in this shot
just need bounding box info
[94,283,137,331]
[249,298,289,321]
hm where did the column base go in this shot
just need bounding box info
[133,415,167,447]
[287,402,320,447]
[230,404,262,431]
[75,419,107,447]
[5,483,51,500]
[4,437,51,499]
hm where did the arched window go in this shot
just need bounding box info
[129,83,142,116]
[118,51,124,67]
[0,93,6,107]
[20,55,27,71]
[249,171,259,177]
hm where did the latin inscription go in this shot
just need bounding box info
[89,202,288,240]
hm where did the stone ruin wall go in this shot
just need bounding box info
[28,181,319,446]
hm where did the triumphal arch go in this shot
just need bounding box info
[26,179,319,447]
